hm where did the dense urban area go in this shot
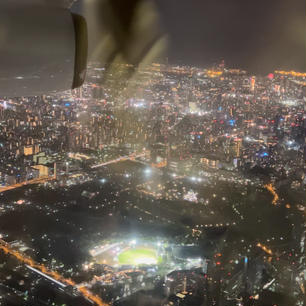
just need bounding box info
[0,63,305,306]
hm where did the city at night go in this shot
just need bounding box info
[0,1,305,306]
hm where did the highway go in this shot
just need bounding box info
[0,173,86,193]
[0,176,55,193]
[0,239,108,306]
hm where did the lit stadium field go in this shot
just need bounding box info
[118,247,161,265]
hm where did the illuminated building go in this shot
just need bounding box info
[34,144,40,154]
[274,84,281,94]
[31,165,50,177]
[200,157,220,169]
[23,145,34,156]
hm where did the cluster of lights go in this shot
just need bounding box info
[196,222,236,228]
[275,70,306,77]
[281,100,298,106]
[207,70,223,77]
[190,176,202,183]
[183,190,198,203]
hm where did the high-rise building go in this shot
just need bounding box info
[235,139,242,157]
[250,76,255,91]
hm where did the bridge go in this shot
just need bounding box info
[0,176,55,193]
[0,151,151,193]
[91,151,148,169]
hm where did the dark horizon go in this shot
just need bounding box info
[156,0,306,74]
[74,0,306,74]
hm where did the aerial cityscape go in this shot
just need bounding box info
[0,61,305,306]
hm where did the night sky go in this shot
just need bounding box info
[74,0,306,74]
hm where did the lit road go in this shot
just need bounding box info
[0,239,108,306]
[256,243,273,255]
[0,173,83,193]
[0,176,55,193]
[264,183,279,205]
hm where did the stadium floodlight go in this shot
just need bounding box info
[144,168,152,175]
[83,264,89,270]
[287,140,294,146]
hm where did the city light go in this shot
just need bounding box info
[264,184,279,205]
[0,241,108,306]
[0,59,304,306]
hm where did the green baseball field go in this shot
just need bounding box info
[118,247,162,265]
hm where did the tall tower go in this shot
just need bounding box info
[53,162,57,179]
[250,76,255,92]
[219,59,225,70]
[182,276,187,294]
[235,139,242,157]
[236,140,242,157]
